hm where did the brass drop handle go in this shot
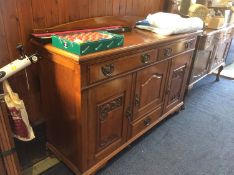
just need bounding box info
[185,41,193,49]
[101,63,114,77]
[164,48,172,57]
[143,117,151,126]
[135,94,140,107]
[126,106,132,122]
[141,54,150,64]
[166,87,171,95]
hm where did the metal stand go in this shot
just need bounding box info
[0,44,39,175]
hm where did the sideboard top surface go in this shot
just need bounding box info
[33,29,202,64]
[203,24,234,35]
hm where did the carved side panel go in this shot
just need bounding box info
[191,50,212,82]
[168,64,187,103]
[164,52,192,113]
[88,75,132,166]
[211,40,231,70]
[96,95,124,152]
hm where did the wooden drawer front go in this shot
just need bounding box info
[130,106,162,138]
[197,35,214,50]
[213,31,230,43]
[231,28,234,38]
[158,39,196,60]
[89,50,157,83]
[226,28,233,39]
[190,49,212,84]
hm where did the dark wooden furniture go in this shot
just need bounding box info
[0,95,22,175]
[189,25,234,88]
[33,17,201,175]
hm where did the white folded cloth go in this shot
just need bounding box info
[136,12,203,36]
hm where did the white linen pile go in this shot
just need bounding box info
[136,12,203,36]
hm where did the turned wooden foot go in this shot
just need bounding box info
[216,65,223,81]
[187,84,193,92]
[181,104,185,110]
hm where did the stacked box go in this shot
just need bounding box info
[52,31,124,56]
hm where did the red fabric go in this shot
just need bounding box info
[8,107,29,139]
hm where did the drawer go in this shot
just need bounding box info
[157,38,196,60]
[226,28,233,39]
[89,49,157,84]
[197,35,214,50]
[231,28,234,38]
[213,31,230,43]
[130,106,162,138]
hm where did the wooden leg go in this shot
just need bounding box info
[216,65,224,81]
[187,84,193,93]
[181,104,185,110]
[46,147,55,158]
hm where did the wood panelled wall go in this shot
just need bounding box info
[0,0,165,124]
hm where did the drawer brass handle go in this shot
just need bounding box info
[135,94,140,107]
[166,87,171,95]
[164,48,172,57]
[143,117,152,126]
[126,106,132,122]
[185,41,194,49]
[101,63,114,77]
[141,54,150,64]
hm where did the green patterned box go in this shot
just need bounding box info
[52,31,124,56]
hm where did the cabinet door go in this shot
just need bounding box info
[133,60,169,121]
[88,75,132,165]
[210,39,231,71]
[164,52,192,113]
[190,46,213,84]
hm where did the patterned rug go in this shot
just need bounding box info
[42,75,234,175]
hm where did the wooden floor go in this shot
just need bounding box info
[22,157,59,175]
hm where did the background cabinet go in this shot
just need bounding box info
[210,38,231,71]
[189,45,213,83]
[189,26,234,88]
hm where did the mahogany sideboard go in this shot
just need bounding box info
[189,25,234,88]
[33,24,201,174]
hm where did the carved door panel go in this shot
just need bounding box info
[88,75,132,166]
[164,52,192,113]
[133,60,169,121]
[210,39,231,71]
[190,47,213,84]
